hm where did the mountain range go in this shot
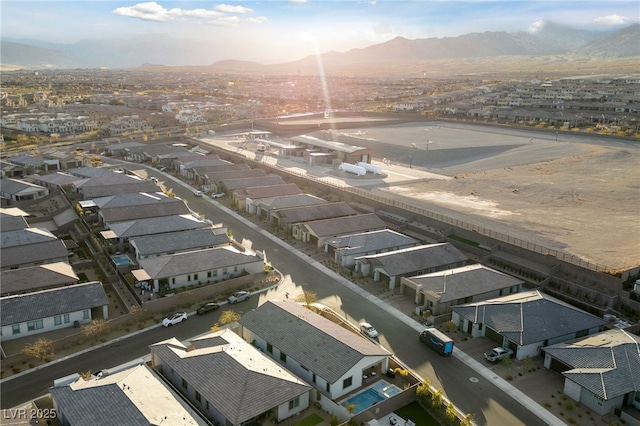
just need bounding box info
[2,22,638,76]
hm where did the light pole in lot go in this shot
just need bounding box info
[409,154,413,169]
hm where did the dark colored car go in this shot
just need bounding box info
[197,302,221,315]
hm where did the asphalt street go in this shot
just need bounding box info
[1,160,552,425]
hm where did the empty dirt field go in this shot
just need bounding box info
[337,122,640,272]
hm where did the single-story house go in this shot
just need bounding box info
[129,227,230,260]
[0,178,49,202]
[204,168,266,193]
[242,183,302,212]
[451,290,607,360]
[543,329,640,417]
[0,261,79,296]
[0,208,29,231]
[73,171,158,199]
[91,192,190,224]
[150,329,312,425]
[355,243,468,289]
[402,263,524,316]
[1,227,69,270]
[30,172,81,190]
[50,363,208,425]
[238,301,391,401]
[194,163,250,186]
[220,175,285,198]
[271,202,357,231]
[295,213,387,247]
[325,229,421,268]
[100,214,210,243]
[253,194,326,220]
[134,245,264,292]
[543,328,640,415]
[0,281,109,341]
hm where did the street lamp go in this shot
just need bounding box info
[409,154,413,169]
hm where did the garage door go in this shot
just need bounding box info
[485,327,503,345]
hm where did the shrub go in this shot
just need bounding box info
[567,418,576,424]
[543,402,551,408]
[506,375,513,381]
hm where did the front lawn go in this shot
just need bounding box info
[394,401,441,426]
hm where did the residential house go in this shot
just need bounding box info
[30,172,80,190]
[355,243,468,289]
[1,227,69,270]
[204,168,266,193]
[451,290,607,360]
[90,192,190,224]
[272,202,357,232]
[325,229,421,268]
[125,144,189,164]
[150,329,312,425]
[103,141,145,158]
[401,264,524,317]
[254,194,327,221]
[7,154,57,174]
[0,178,49,202]
[220,175,286,200]
[0,159,26,178]
[0,262,79,296]
[543,329,640,417]
[129,227,230,260]
[242,183,303,212]
[238,301,391,401]
[0,281,109,341]
[134,245,263,292]
[50,363,208,426]
[193,163,250,186]
[0,208,29,231]
[72,171,158,199]
[43,151,90,170]
[100,214,210,243]
[295,213,387,247]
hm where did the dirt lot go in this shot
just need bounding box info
[330,122,640,272]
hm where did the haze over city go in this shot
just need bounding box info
[2,0,638,63]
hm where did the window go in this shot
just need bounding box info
[12,325,20,335]
[212,270,218,277]
[195,391,201,403]
[326,383,330,393]
[83,310,90,320]
[182,378,188,389]
[312,373,316,383]
[343,376,353,389]
[266,343,273,353]
[63,314,70,324]
[194,273,198,280]
[288,397,300,410]
[54,316,62,326]
[171,278,175,284]
[206,401,209,410]
[207,271,212,278]
[27,320,43,331]
[187,275,191,281]
[280,352,287,363]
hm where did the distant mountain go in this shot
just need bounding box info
[2,22,638,74]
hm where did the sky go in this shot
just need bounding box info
[1,1,638,63]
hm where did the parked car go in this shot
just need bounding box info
[483,347,514,363]
[227,290,251,304]
[150,176,158,183]
[360,322,379,338]
[162,312,187,327]
[193,190,203,197]
[196,302,220,315]
[211,193,225,198]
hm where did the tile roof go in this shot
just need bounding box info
[151,329,311,425]
[221,175,285,191]
[106,214,209,239]
[1,262,79,295]
[304,213,386,238]
[544,329,640,400]
[130,228,230,257]
[238,301,390,384]
[357,243,468,276]
[451,290,606,345]
[326,229,420,253]
[274,202,357,224]
[1,281,108,326]
[0,212,28,232]
[255,194,327,211]
[245,183,302,200]
[406,264,523,303]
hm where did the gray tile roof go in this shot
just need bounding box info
[238,301,390,384]
[50,385,149,426]
[1,228,69,269]
[0,178,47,195]
[79,181,160,199]
[544,329,640,400]
[1,262,79,295]
[406,264,523,303]
[326,229,420,252]
[0,212,28,231]
[204,168,266,184]
[1,281,108,326]
[193,163,249,177]
[222,175,285,191]
[304,213,386,238]
[245,183,302,200]
[31,172,80,187]
[151,329,311,425]
[138,246,261,279]
[274,202,356,224]
[358,243,468,276]
[255,194,327,211]
[106,214,209,239]
[130,228,230,257]
[97,193,190,223]
[451,290,606,345]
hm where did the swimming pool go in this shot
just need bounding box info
[341,380,402,414]
[112,254,133,267]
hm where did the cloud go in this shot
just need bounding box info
[593,14,630,26]
[215,4,254,14]
[527,21,545,33]
[288,0,308,3]
[113,2,222,22]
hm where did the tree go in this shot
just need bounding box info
[219,310,240,326]
[416,378,432,406]
[431,388,444,409]
[22,338,54,361]
[460,413,474,426]
[446,402,457,424]
[82,319,109,340]
[295,290,317,307]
